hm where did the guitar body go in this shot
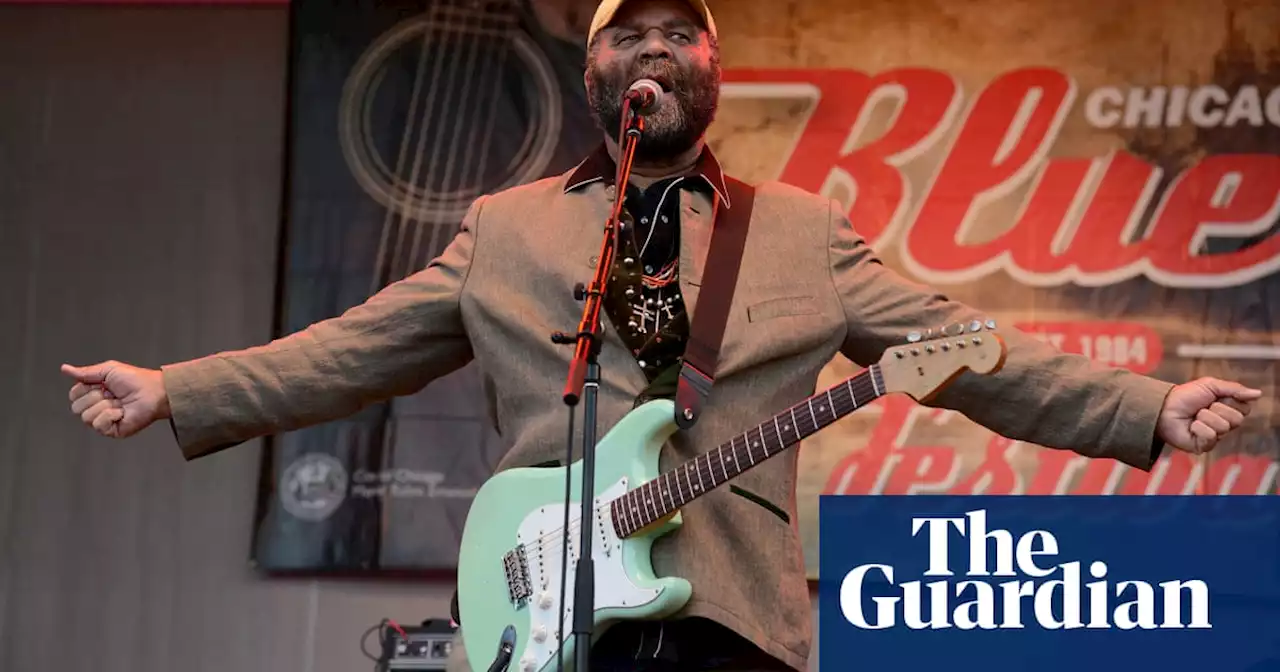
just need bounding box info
[457,399,692,672]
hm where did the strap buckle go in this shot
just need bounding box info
[675,363,714,429]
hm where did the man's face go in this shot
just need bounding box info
[585,0,720,162]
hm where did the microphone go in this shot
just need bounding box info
[624,79,664,114]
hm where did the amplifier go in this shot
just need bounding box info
[380,619,456,671]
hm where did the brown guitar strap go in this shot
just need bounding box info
[675,176,755,430]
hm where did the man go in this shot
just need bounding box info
[64,0,1261,670]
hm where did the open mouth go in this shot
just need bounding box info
[646,75,674,92]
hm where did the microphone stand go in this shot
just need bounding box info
[550,96,645,672]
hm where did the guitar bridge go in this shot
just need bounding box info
[503,546,532,606]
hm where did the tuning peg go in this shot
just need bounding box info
[907,331,922,343]
[985,319,997,329]
[969,319,982,332]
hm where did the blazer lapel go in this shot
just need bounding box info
[678,188,717,314]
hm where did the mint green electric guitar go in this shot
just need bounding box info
[456,323,1007,671]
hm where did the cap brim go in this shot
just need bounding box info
[587,0,717,47]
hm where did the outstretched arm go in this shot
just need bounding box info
[157,195,488,459]
[826,199,1175,471]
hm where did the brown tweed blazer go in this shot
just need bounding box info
[161,151,1174,671]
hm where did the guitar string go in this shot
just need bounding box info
[428,2,512,267]
[520,371,882,567]
[367,13,430,295]
[369,6,444,294]
[463,4,506,222]
[397,5,461,281]
[411,2,484,268]
[454,3,513,259]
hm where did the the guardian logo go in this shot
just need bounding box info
[840,509,1211,631]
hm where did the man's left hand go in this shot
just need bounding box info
[1157,377,1263,455]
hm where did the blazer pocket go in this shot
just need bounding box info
[746,295,819,323]
[730,485,791,525]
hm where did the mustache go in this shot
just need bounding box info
[602,60,684,93]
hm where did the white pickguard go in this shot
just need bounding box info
[511,477,662,672]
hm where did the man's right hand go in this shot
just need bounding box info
[62,361,170,439]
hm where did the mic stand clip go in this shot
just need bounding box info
[549,99,645,672]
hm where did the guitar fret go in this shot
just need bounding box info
[807,399,817,431]
[788,408,799,441]
[683,465,695,500]
[628,493,640,532]
[718,446,729,482]
[644,483,659,522]
[772,416,782,455]
[825,389,835,425]
[629,499,638,536]
[732,438,742,473]
[695,458,707,491]
[629,495,641,533]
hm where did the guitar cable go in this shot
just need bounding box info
[358,618,407,672]
[557,404,576,672]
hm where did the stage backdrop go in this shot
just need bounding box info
[252,0,1280,579]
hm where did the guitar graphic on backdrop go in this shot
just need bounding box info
[336,0,596,291]
[455,322,1008,672]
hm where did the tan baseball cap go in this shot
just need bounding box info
[586,0,718,48]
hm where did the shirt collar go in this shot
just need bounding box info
[563,142,732,207]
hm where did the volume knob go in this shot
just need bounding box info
[538,591,554,609]
[533,625,548,642]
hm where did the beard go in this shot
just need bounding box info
[586,54,720,163]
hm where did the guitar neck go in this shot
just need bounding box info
[611,364,887,538]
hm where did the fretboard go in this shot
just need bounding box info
[610,364,886,538]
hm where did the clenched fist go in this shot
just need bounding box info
[1156,376,1263,455]
[62,360,170,439]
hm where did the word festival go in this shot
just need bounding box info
[840,510,1212,631]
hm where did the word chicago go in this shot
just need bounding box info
[839,510,1212,630]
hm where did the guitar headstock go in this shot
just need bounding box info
[878,319,1007,402]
